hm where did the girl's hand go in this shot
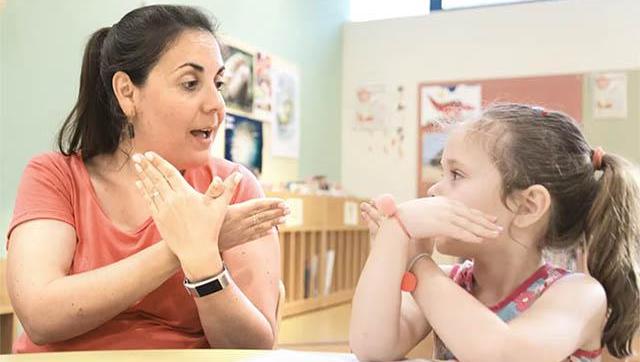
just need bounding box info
[220,198,289,251]
[360,200,383,241]
[133,152,240,266]
[397,197,502,243]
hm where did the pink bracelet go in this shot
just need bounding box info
[374,194,421,292]
[374,194,413,240]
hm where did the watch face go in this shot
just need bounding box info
[195,279,223,297]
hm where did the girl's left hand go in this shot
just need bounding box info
[132,152,241,268]
[397,196,501,243]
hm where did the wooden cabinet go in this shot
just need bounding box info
[267,192,369,317]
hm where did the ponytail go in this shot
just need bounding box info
[585,153,640,358]
[57,27,124,161]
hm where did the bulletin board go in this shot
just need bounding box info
[417,74,583,197]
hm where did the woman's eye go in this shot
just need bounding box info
[182,80,198,91]
[215,81,225,91]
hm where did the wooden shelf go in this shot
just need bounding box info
[267,192,369,318]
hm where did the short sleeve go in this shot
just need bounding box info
[6,154,75,244]
[230,164,265,204]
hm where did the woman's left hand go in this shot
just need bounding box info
[132,152,241,270]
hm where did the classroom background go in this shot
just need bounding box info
[1,0,639,360]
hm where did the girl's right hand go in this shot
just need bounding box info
[360,200,383,241]
[397,197,502,243]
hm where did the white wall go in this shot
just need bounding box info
[341,0,640,202]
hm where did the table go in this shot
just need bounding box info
[0,349,442,362]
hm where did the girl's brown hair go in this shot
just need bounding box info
[471,103,639,358]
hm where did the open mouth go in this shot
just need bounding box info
[190,128,213,139]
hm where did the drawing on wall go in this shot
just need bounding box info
[420,84,482,126]
[354,84,388,131]
[353,84,408,159]
[592,72,628,119]
[254,52,274,121]
[221,43,254,114]
[384,85,407,158]
[271,62,300,159]
[224,114,263,177]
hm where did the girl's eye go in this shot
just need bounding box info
[450,170,463,181]
[182,80,198,91]
[215,81,225,91]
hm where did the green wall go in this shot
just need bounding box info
[0,0,347,251]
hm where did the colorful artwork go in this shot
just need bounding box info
[221,44,254,114]
[592,72,628,119]
[354,84,387,130]
[254,52,274,121]
[420,84,482,126]
[224,114,263,177]
[271,63,300,159]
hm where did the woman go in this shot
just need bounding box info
[6,5,286,352]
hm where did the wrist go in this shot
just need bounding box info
[378,218,411,245]
[179,250,224,282]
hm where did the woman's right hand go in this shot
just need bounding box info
[397,196,502,243]
[219,198,289,251]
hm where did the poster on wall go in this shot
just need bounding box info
[591,72,628,119]
[221,43,255,114]
[253,52,275,122]
[352,84,408,159]
[421,124,448,186]
[224,114,263,177]
[271,61,300,159]
[420,84,482,126]
[354,84,388,131]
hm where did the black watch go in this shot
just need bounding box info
[183,264,231,298]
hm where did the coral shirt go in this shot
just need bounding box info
[6,152,275,352]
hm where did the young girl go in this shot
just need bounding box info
[350,103,639,362]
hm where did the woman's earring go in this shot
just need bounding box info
[126,122,135,139]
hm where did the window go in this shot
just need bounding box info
[349,0,429,22]
[437,0,551,11]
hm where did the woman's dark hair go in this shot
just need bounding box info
[57,5,218,161]
[470,103,640,358]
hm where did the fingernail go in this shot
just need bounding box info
[278,217,286,223]
[283,209,291,215]
[234,172,243,183]
[134,164,143,173]
[132,154,143,163]
[278,202,287,209]
[144,152,154,160]
[213,176,222,186]
[135,180,143,189]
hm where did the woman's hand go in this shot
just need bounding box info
[132,152,239,268]
[397,196,502,243]
[220,198,289,251]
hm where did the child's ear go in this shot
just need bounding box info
[512,184,551,228]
